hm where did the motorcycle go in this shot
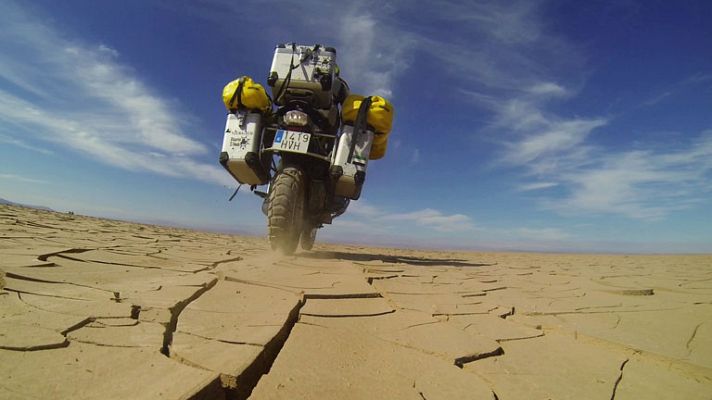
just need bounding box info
[219,44,392,255]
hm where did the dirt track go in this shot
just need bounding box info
[1,204,711,399]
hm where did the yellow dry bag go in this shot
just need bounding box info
[369,134,388,160]
[342,95,394,134]
[342,95,394,160]
[222,76,271,113]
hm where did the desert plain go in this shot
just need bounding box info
[0,204,711,399]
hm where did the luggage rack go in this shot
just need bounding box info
[261,147,332,163]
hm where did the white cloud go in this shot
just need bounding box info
[347,201,383,218]
[0,173,48,184]
[408,1,581,95]
[450,21,711,222]
[0,134,53,155]
[503,118,607,166]
[0,3,232,187]
[550,142,712,219]
[528,82,568,97]
[440,1,544,45]
[383,208,474,232]
[379,208,474,232]
[337,201,474,233]
[482,84,609,189]
[486,70,712,220]
[491,86,712,220]
[497,89,712,219]
[518,182,558,191]
[641,73,712,108]
[329,202,573,249]
[642,91,672,106]
[334,7,414,98]
[98,44,119,58]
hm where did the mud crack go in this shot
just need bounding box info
[160,277,218,356]
[686,322,703,355]
[610,358,629,400]
[35,248,91,261]
[454,347,505,368]
[225,298,305,400]
[500,307,515,319]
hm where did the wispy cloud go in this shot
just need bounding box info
[502,117,607,167]
[411,1,581,95]
[329,200,575,249]
[335,8,413,98]
[337,200,475,233]
[641,73,712,108]
[642,91,672,107]
[0,173,48,184]
[403,2,712,221]
[518,181,558,191]
[384,208,474,232]
[0,2,232,186]
[189,0,413,99]
[492,84,712,219]
[550,137,712,219]
[347,201,383,219]
[0,134,53,155]
[527,82,569,97]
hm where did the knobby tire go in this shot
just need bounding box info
[267,167,305,255]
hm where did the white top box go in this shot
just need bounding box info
[268,43,336,108]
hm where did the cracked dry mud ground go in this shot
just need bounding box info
[1,205,711,399]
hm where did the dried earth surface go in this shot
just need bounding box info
[1,205,711,399]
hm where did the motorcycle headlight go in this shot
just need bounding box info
[284,110,309,127]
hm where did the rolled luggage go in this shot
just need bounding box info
[369,135,388,160]
[342,95,394,160]
[222,76,272,113]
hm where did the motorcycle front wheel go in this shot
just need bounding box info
[267,166,305,255]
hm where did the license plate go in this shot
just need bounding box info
[273,130,311,153]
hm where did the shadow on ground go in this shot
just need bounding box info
[301,251,495,268]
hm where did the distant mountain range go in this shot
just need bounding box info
[0,197,53,211]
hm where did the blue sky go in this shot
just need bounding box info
[1,0,711,253]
